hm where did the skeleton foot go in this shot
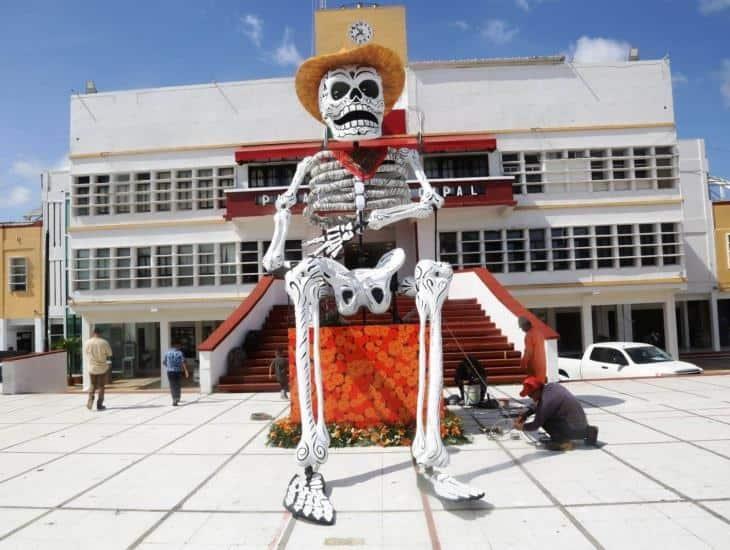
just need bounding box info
[421,468,485,502]
[284,469,335,525]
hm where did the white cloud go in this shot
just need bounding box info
[273,27,303,67]
[721,59,730,107]
[54,155,70,171]
[672,72,689,86]
[515,0,550,11]
[451,20,470,31]
[569,36,630,63]
[699,0,730,14]
[241,14,263,47]
[481,19,519,45]
[11,160,44,181]
[7,186,32,207]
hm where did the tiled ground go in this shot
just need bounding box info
[0,376,729,549]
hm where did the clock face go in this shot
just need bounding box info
[348,21,373,45]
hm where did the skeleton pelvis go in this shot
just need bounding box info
[321,248,405,316]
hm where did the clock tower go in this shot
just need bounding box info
[314,4,408,64]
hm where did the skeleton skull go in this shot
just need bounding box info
[318,64,384,141]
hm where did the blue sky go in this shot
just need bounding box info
[0,0,728,220]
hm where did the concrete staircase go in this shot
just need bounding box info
[216,295,526,392]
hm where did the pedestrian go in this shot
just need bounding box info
[269,348,289,400]
[163,341,189,406]
[518,316,547,383]
[84,328,112,411]
[513,376,599,450]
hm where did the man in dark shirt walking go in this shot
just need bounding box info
[513,376,598,450]
[163,341,189,406]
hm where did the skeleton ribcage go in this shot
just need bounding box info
[304,151,412,228]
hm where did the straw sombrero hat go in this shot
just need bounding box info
[295,43,405,123]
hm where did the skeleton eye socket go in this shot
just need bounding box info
[359,79,380,98]
[331,82,351,101]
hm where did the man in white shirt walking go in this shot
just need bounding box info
[84,328,112,411]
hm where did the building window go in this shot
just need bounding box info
[71,240,303,290]
[220,243,237,284]
[94,249,111,289]
[248,163,297,188]
[197,243,215,285]
[661,223,680,265]
[137,247,152,288]
[115,248,132,289]
[424,154,489,179]
[639,224,658,266]
[529,229,548,272]
[71,166,237,216]
[506,230,526,273]
[439,223,682,273]
[9,257,28,292]
[617,225,636,267]
[504,146,678,195]
[50,323,65,349]
[176,245,194,286]
[73,250,90,291]
[460,231,482,267]
[155,246,173,287]
[551,228,571,271]
[484,230,503,272]
[573,227,592,269]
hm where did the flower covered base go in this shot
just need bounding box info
[288,324,423,427]
[268,412,469,448]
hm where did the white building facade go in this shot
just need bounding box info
[60,47,719,388]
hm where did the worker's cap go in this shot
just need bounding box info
[519,376,545,397]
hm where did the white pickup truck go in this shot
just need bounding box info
[558,342,703,380]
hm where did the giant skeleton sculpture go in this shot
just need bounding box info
[262,42,485,525]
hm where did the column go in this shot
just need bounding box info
[0,318,7,351]
[710,290,721,352]
[546,308,557,332]
[621,304,633,342]
[33,317,44,353]
[81,316,92,390]
[663,294,679,358]
[581,300,593,350]
[160,319,170,389]
[680,301,691,350]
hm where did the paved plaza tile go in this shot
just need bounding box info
[0,375,728,548]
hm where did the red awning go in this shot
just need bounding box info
[234,133,497,164]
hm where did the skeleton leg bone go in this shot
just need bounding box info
[412,260,485,502]
[282,259,334,525]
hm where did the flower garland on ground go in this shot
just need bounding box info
[268,411,469,448]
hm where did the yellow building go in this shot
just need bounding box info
[0,221,44,353]
[712,202,730,348]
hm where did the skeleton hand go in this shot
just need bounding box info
[275,191,296,211]
[306,222,356,258]
[421,189,444,210]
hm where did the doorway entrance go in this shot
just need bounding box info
[344,241,396,269]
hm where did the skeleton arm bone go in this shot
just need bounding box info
[367,148,444,230]
[262,152,329,272]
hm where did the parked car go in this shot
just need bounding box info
[559,342,703,380]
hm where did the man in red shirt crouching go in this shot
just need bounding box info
[513,376,599,451]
